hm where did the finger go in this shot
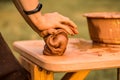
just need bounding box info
[57,23,74,35]
[40,29,58,37]
[57,15,77,29]
[61,21,77,29]
[60,21,79,34]
[70,27,79,34]
[54,12,78,29]
[63,18,77,29]
[39,30,48,37]
[60,18,79,34]
[47,29,57,34]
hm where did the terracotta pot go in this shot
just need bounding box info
[84,12,120,44]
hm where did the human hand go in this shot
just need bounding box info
[37,12,79,35]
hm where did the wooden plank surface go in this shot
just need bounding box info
[13,38,120,72]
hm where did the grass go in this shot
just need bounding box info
[1,0,120,79]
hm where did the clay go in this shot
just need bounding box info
[40,29,68,56]
[12,0,68,56]
[84,12,120,44]
[84,12,120,18]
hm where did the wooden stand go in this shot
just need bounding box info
[13,38,120,80]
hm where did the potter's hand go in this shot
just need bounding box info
[37,12,79,35]
[17,0,78,35]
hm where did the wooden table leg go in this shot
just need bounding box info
[32,65,54,80]
[117,68,120,80]
[19,56,54,80]
[61,70,90,80]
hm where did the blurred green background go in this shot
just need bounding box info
[1,0,120,80]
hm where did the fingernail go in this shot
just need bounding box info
[70,33,74,36]
[76,31,79,34]
[75,30,79,34]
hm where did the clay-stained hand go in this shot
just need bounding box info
[37,12,79,35]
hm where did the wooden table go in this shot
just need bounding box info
[13,38,120,80]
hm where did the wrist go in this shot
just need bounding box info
[28,11,43,28]
[24,3,42,15]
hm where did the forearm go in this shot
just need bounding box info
[19,0,39,11]
[19,0,43,30]
[16,0,78,34]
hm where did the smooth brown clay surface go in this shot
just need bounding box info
[84,12,120,44]
[40,29,68,56]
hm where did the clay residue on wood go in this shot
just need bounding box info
[70,39,120,56]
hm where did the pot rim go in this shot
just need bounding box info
[83,12,120,18]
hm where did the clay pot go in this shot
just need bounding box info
[84,12,120,44]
